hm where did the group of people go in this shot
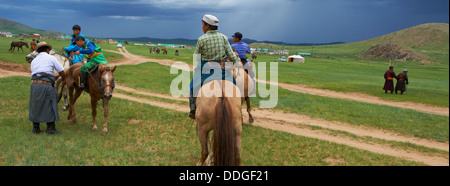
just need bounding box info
[383,66,409,95]
[149,47,168,55]
[29,24,110,134]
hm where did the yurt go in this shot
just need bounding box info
[288,55,305,63]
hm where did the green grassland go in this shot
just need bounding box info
[117,41,449,107]
[0,76,424,166]
[114,62,449,142]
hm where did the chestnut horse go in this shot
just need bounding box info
[195,80,243,166]
[9,41,29,53]
[63,63,117,134]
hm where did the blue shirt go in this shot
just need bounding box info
[64,33,89,53]
[231,42,251,59]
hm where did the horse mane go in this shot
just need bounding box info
[98,64,111,72]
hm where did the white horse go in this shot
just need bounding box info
[26,49,73,111]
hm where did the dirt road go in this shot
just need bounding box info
[109,47,449,116]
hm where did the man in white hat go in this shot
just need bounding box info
[29,42,66,134]
[188,14,239,119]
[395,69,409,95]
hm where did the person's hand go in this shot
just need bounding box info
[75,51,80,55]
[234,52,239,57]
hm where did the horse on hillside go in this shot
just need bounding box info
[9,41,29,53]
[195,79,243,166]
[63,63,117,135]
[26,49,71,111]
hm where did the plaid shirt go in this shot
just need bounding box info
[195,30,238,62]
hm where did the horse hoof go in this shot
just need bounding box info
[249,117,254,124]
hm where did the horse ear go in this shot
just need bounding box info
[112,65,117,73]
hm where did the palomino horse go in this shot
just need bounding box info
[196,80,243,166]
[63,63,116,134]
[26,49,71,111]
[232,63,255,124]
[9,41,29,53]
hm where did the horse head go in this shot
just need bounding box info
[24,42,29,48]
[26,50,39,63]
[99,65,117,100]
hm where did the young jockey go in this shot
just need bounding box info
[189,14,239,119]
[63,25,86,65]
[74,35,110,90]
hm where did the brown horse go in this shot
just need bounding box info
[63,63,117,134]
[195,80,243,166]
[233,64,255,124]
[9,41,29,53]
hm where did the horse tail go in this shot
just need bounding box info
[213,95,238,166]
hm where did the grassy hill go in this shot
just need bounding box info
[250,23,449,64]
[0,17,65,36]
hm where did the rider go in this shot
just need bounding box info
[63,25,87,65]
[231,32,255,78]
[74,35,110,90]
[189,14,239,119]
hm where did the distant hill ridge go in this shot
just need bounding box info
[0,17,65,36]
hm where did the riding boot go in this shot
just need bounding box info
[79,72,87,90]
[32,122,42,134]
[46,122,61,135]
[189,95,196,119]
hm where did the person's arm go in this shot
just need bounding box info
[76,42,94,55]
[224,37,238,63]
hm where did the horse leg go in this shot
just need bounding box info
[70,89,83,123]
[245,97,254,124]
[91,98,98,131]
[102,98,109,134]
[68,87,74,120]
[196,126,209,166]
[63,85,69,111]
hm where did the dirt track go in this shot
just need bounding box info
[1,48,448,166]
[109,47,449,116]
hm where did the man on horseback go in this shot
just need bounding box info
[231,32,255,78]
[189,14,239,119]
[63,25,87,65]
[74,35,109,90]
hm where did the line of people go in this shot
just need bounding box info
[383,66,409,95]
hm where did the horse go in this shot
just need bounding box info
[195,79,243,166]
[232,63,255,124]
[63,63,117,135]
[26,49,71,111]
[9,41,29,53]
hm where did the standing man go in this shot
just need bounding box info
[231,32,255,78]
[395,69,409,95]
[63,25,87,65]
[30,39,37,52]
[74,36,109,90]
[29,42,66,134]
[188,14,239,119]
[383,66,397,94]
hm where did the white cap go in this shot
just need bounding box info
[203,14,219,26]
[404,69,408,72]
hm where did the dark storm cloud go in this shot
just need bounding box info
[0,0,448,43]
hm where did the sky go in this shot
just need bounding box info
[0,0,448,43]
